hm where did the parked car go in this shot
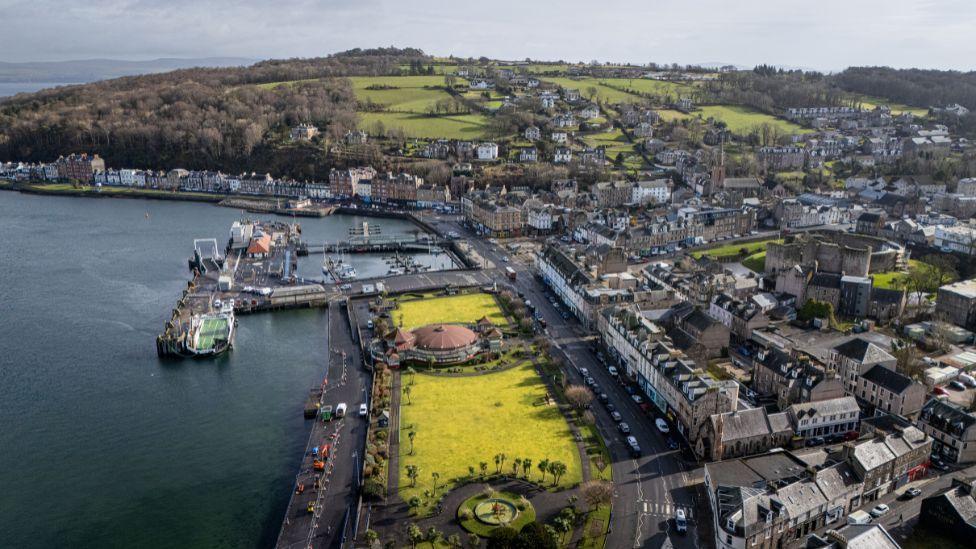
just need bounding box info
[626,436,641,457]
[359,403,368,417]
[598,393,609,403]
[605,403,617,413]
[585,376,596,387]
[579,367,589,377]
[632,395,645,405]
[900,487,922,500]
[847,510,872,525]
[655,418,670,433]
[610,411,623,422]
[960,373,976,387]
[949,380,967,391]
[675,508,688,533]
[805,436,825,447]
[335,402,347,418]
[608,366,619,376]
[618,422,631,434]
[625,386,636,395]
[934,386,950,396]
[666,437,679,450]
[869,504,890,518]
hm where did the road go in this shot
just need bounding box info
[432,217,702,549]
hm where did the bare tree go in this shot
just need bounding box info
[580,480,613,511]
[565,385,594,410]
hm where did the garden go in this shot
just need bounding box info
[393,292,508,330]
[397,360,582,515]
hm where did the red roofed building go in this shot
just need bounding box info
[246,233,272,258]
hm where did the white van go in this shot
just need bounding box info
[847,510,871,525]
[335,402,348,418]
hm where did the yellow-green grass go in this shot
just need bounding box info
[853,95,929,117]
[872,259,928,290]
[540,77,642,103]
[582,128,634,157]
[692,238,784,260]
[21,183,220,200]
[598,78,697,98]
[394,293,506,330]
[742,251,766,273]
[359,112,491,140]
[580,503,611,549]
[255,78,320,90]
[347,76,457,113]
[656,109,692,122]
[697,105,811,135]
[399,362,582,512]
[775,171,806,183]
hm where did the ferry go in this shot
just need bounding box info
[183,304,236,357]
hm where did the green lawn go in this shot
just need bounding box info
[395,293,506,330]
[359,111,491,140]
[852,95,929,117]
[873,259,929,290]
[349,76,454,113]
[656,109,692,121]
[399,362,582,513]
[692,238,783,260]
[598,78,697,98]
[540,77,642,103]
[581,128,634,158]
[696,105,811,135]
[742,251,766,273]
[457,492,536,537]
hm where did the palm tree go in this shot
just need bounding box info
[499,453,507,473]
[431,471,440,494]
[467,532,481,548]
[468,465,476,478]
[406,464,420,487]
[447,534,462,549]
[408,430,416,455]
[521,458,532,479]
[364,529,380,548]
[512,457,522,476]
[479,461,488,477]
[494,453,502,473]
[550,461,567,486]
[537,458,549,482]
[425,526,442,548]
[404,385,412,404]
[407,366,417,385]
[407,524,423,549]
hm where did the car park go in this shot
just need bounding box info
[655,418,670,433]
[618,422,631,434]
[610,411,623,422]
[869,504,889,518]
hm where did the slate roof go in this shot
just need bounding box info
[861,365,915,394]
[833,338,895,365]
[810,272,842,289]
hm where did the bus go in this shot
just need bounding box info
[505,266,517,280]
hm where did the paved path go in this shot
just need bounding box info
[385,371,402,499]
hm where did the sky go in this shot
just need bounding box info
[1,0,975,71]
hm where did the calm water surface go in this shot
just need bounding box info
[0,191,443,548]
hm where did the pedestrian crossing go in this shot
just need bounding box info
[639,501,694,518]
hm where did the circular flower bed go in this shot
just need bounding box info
[458,491,536,537]
[474,498,518,525]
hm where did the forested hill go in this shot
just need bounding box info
[0,48,430,179]
[834,67,976,111]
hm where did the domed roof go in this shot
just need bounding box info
[411,324,478,351]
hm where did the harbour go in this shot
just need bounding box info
[0,191,456,549]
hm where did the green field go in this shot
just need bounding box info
[399,361,582,511]
[598,78,697,98]
[692,238,783,260]
[696,105,810,135]
[581,128,635,158]
[540,77,642,103]
[872,260,928,290]
[359,112,491,139]
[853,95,929,117]
[394,293,506,330]
[349,76,453,113]
[656,109,692,122]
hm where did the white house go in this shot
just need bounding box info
[526,206,554,233]
[519,147,538,163]
[354,179,372,199]
[524,126,541,141]
[631,179,671,205]
[554,147,573,163]
[476,142,499,161]
[550,131,568,144]
[579,104,600,119]
[935,225,976,256]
